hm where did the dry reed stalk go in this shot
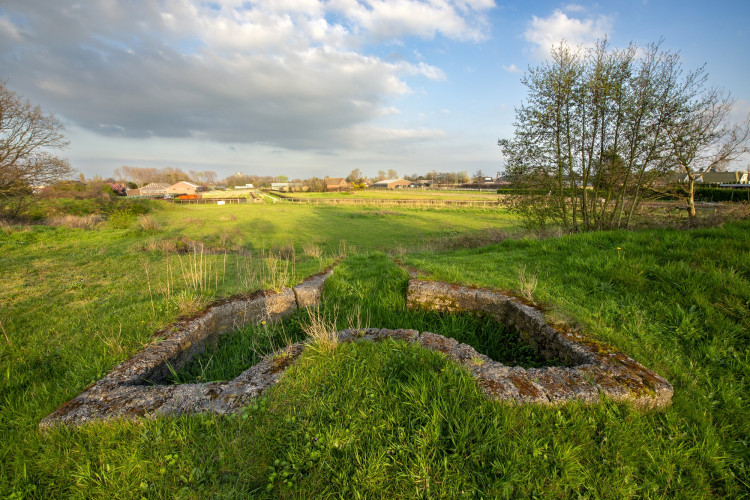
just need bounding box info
[303,305,338,353]
[143,261,156,317]
[517,264,538,302]
[1,320,10,346]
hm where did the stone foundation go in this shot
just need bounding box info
[406,280,673,408]
[40,269,333,428]
[41,273,672,427]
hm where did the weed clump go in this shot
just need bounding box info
[303,306,338,353]
[138,215,161,232]
[46,214,103,229]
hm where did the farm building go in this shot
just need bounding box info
[700,171,748,184]
[325,178,349,191]
[166,181,206,196]
[666,170,749,185]
[371,179,411,189]
[136,183,171,197]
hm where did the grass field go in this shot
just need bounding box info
[1,200,748,498]
[270,188,501,201]
[200,189,257,199]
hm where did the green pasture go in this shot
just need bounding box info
[0,201,748,497]
[270,188,501,201]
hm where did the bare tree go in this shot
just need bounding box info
[347,168,363,184]
[202,170,218,186]
[387,168,398,179]
[0,81,72,217]
[664,86,750,218]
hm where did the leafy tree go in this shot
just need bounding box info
[387,169,398,179]
[499,40,717,230]
[0,81,72,217]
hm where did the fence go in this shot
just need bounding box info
[279,197,502,207]
[171,198,248,205]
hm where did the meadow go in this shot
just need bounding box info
[269,188,501,201]
[0,199,748,498]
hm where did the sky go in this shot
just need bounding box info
[1,0,749,180]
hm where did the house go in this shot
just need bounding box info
[125,188,141,197]
[138,183,171,197]
[666,169,750,186]
[700,171,745,185]
[371,179,411,189]
[271,182,290,191]
[166,181,205,196]
[324,177,349,191]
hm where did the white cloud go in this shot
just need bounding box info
[0,0,490,152]
[524,9,613,59]
[563,4,586,13]
[328,0,494,42]
[0,15,25,42]
[502,63,522,73]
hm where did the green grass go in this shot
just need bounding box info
[173,254,549,384]
[1,200,748,498]
[273,189,501,201]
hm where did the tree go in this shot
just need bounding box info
[499,40,709,231]
[387,169,398,179]
[0,81,72,217]
[347,168,363,184]
[472,169,485,183]
[663,85,750,218]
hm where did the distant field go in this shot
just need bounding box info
[272,189,501,201]
[200,189,257,199]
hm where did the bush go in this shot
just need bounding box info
[108,208,132,229]
[695,186,750,202]
[497,188,550,195]
[650,185,750,203]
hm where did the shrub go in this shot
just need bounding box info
[108,208,132,229]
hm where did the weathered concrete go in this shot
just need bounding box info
[40,269,333,428]
[406,279,673,408]
[41,272,672,428]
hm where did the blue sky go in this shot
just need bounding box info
[1,0,748,180]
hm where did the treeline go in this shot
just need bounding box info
[404,170,470,184]
[113,166,219,187]
[110,166,480,192]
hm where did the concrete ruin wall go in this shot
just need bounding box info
[40,269,333,428]
[41,273,672,428]
[406,279,673,408]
